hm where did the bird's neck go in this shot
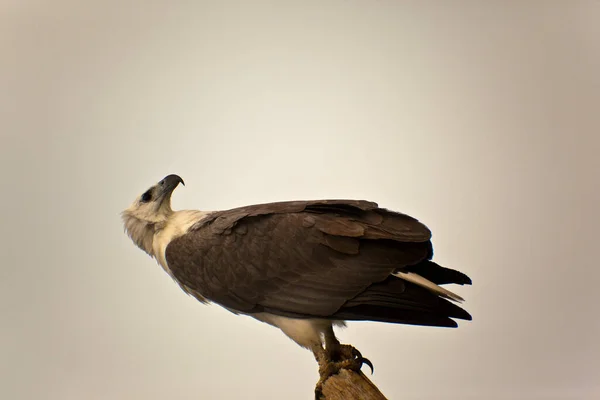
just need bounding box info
[152,210,210,273]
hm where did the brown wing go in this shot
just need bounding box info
[165,200,471,326]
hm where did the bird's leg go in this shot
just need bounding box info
[323,326,342,359]
[313,327,377,398]
[324,326,374,373]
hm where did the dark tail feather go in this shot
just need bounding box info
[333,304,461,327]
[333,276,472,327]
[407,261,472,286]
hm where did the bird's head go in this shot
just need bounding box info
[121,174,185,255]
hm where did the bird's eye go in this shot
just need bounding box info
[141,190,152,203]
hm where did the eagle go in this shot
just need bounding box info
[122,174,472,394]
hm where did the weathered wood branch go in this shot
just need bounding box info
[317,369,388,400]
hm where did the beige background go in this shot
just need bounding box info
[2,1,599,399]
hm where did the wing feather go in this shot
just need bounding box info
[165,200,470,325]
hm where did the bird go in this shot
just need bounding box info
[121,174,472,396]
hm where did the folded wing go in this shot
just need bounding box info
[165,200,472,327]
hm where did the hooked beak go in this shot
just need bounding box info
[157,174,185,200]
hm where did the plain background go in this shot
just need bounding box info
[2,1,599,399]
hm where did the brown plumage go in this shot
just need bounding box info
[165,199,472,327]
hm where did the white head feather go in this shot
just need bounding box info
[121,175,183,256]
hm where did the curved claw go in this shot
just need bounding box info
[348,347,374,374]
[361,357,374,374]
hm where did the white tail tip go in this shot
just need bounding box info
[393,271,465,303]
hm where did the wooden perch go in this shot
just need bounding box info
[317,368,388,400]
